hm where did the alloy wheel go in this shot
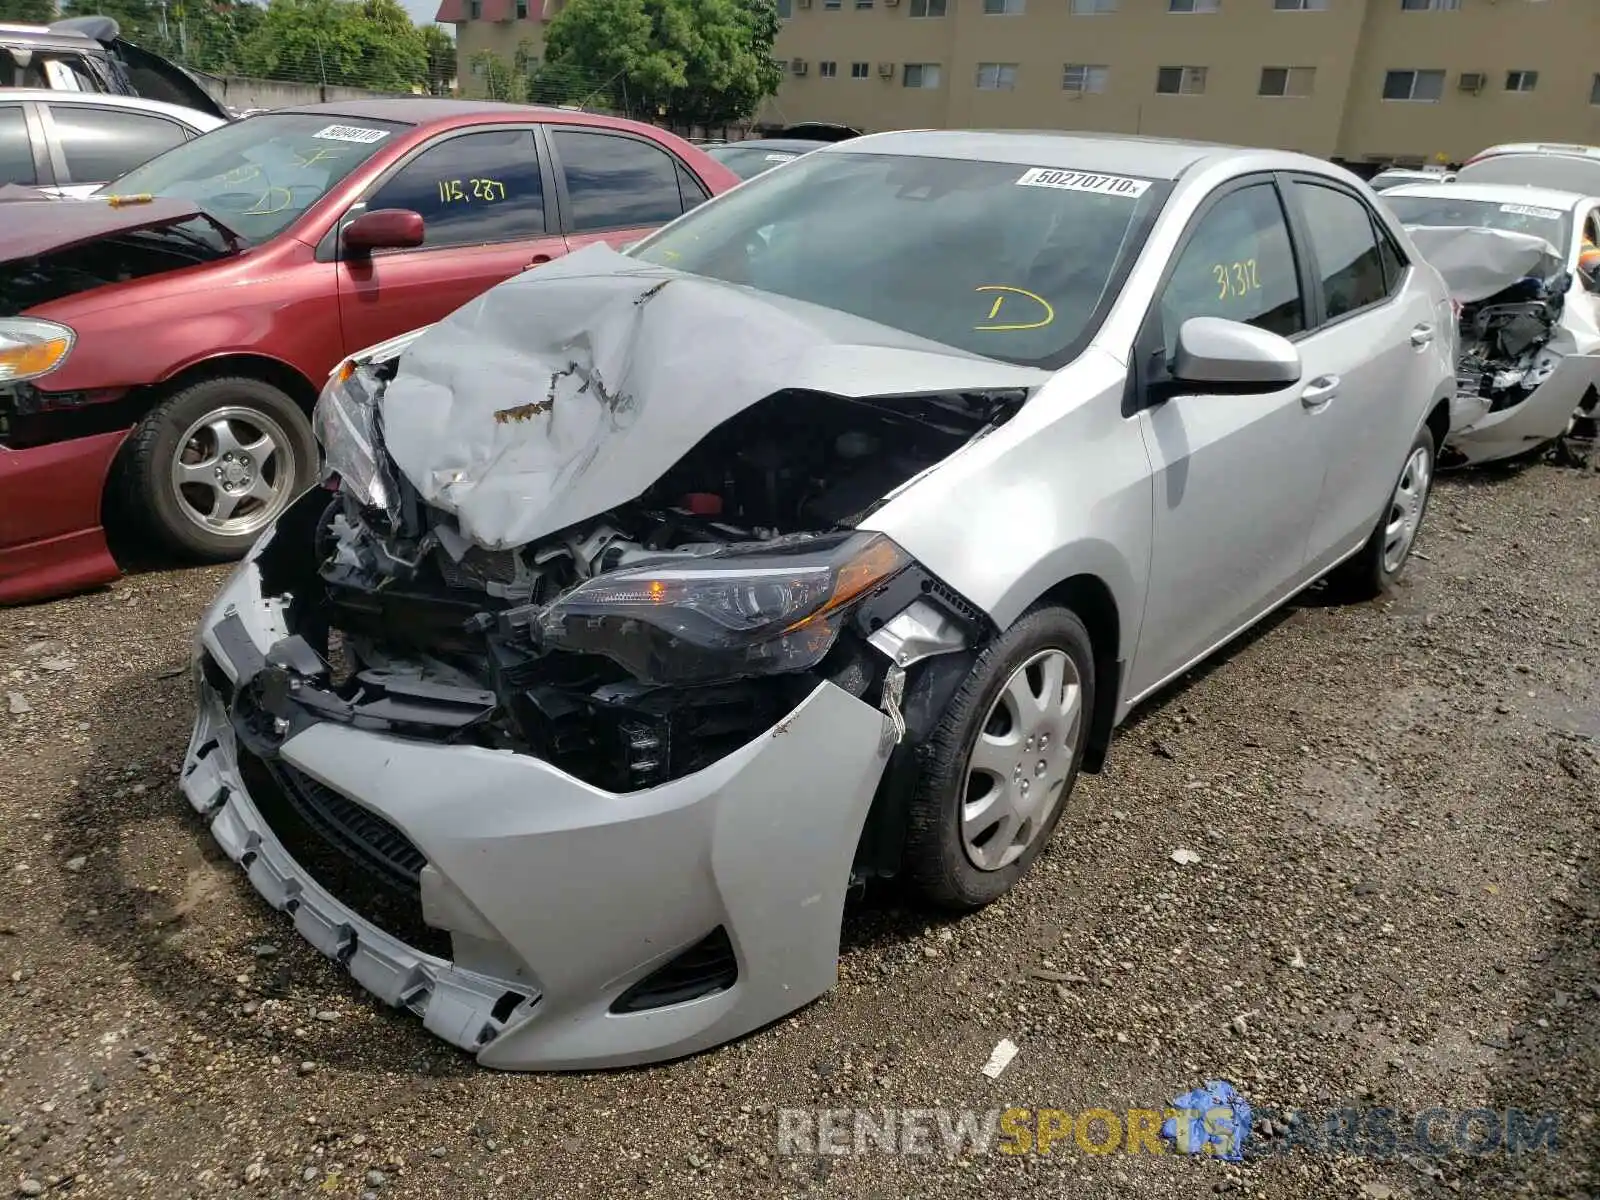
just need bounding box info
[1382,444,1432,574]
[169,405,297,539]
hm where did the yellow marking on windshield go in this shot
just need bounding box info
[293,148,341,168]
[243,186,294,215]
[974,285,1055,332]
[216,163,261,185]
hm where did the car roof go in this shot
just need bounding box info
[1384,181,1591,210]
[823,129,1301,181]
[0,23,104,50]
[0,88,226,128]
[1471,142,1600,162]
[713,138,828,152]
[267,97,670,135]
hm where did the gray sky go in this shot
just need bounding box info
[400,0,450,27]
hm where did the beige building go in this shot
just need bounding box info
[442,0,1600,165]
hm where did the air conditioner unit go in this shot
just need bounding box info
[878,61,895,78]
[791,57,809,74]
[886,0,901,6]
[1458,71,1484,93]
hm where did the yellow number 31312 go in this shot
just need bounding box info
[1213,259,1261,300]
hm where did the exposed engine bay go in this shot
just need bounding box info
[0,220,237,318]
[235,373,1008,800]
[1453,259,1570,414]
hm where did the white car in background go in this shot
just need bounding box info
[1367,167,1455,193]
[0,89,226,196]
[1384,182,1600,465]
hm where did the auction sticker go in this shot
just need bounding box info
[312,124,391,144]
[1015,167,1150,197]
[765,153,798,162]
[1499,203,1561,220]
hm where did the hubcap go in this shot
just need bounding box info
[170,405,296,539]
[960,648,1084,872]
[1382,445,1431,574]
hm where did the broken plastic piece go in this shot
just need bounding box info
[981,1037,1018,1080]
[1160,1080,1253,1161]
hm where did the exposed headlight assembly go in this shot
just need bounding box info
[536,532,912,685]
[0,318,75,384]
[312,358,399,518]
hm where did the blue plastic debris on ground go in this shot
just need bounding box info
[1161,1080,1254,1161]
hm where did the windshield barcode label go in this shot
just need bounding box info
[1499,203,1561,220]
[1015,168,1150,197]
[313,124,391,144]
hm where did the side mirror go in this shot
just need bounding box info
[343,208,424,253]
[1171,316,1301,395]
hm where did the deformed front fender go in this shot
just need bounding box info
[1447,353,1600,465]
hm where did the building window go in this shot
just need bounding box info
[1400,0,1459,9]
[1382,69,1444,101]
[1273,0,1327,7]
[851,61,870,79]
[1062,64,1109,93]
[1259,66,1315,96]
[824,0,840,8]
[903,63,942,88]
[910,0,946,13]
[1156,65,1207,95]
[976,62,1019,90]
[1592,73,1600,105]
[777,0,792,14]
[856,0,873,7]
[1071,0,1118,11]
[983,0,1025,11]
[1168,0,1219,11]
[514,0,527,15]
[1505,69,1538,93]
[467,0,480,15]
[819,60,838,77]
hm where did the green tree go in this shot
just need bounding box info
[0,0,57,22]
[237,0,426,91]
[543,0,779,126]
[420,23,454,95]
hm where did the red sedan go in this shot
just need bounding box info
[0,99,740,604]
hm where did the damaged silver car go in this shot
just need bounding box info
[1385,183,1600,465]
[182,132,1456,1070]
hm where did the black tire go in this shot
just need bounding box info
[1327,423,1436,602]
[117,376,318,562]
[904,605,1096,912]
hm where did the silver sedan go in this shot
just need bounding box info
[184,131,1457,1070]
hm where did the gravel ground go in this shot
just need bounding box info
[2,462,1597,1200]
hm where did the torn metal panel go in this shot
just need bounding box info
[1407,225,1565,305]
[1447,351,1600,465]
[378,243,1049,550]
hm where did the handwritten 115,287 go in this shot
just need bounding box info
[437,178,508,204]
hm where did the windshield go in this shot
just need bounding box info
[1386,195,1573,252]
[706,144,807,180]
[96,112,408,242]
[630,151,1165,366]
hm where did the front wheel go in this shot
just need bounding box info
[903,606,1095,912]
[118,376,318,562]
[1327,424,1435,601]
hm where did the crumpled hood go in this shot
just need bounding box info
[380,243,1050,550]
[1405,224,1566,304]
[0,195,234,263]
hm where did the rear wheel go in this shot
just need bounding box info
[1328,424,1435,601]
[119,376,317,561]
[904,606,1095,911]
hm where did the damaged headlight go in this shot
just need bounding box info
[536,532,912,685]
[312,359,398,517]
[0,318,74,384]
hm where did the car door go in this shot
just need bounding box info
[1127,176,1330,699]
[38,102,189,196]
[546,125,710,254]
[1282,176,1441,568]
[0,101,53,190]
[334,124,568,356]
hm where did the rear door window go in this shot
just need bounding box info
[0,104,36,186]
[551,129,688,232]
[49,105,187,183]
[363,127,547,248]
[1290,181,1390,319]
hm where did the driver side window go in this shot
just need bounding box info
[1159,183,1304,357]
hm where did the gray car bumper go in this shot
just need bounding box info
[181,556,895,1070]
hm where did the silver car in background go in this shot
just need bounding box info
[183,131,1456,1070]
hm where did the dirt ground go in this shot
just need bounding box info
[2,462,1597,1200]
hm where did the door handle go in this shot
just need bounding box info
[1300,375,1340,409]
[1410,323,1434,348]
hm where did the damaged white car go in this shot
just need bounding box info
[1384,183,1600,465]
[182,132,1456,1070]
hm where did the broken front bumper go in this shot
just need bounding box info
[1445,353,1600,466]
[0,428,127,604]
[182,555,895,1070]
